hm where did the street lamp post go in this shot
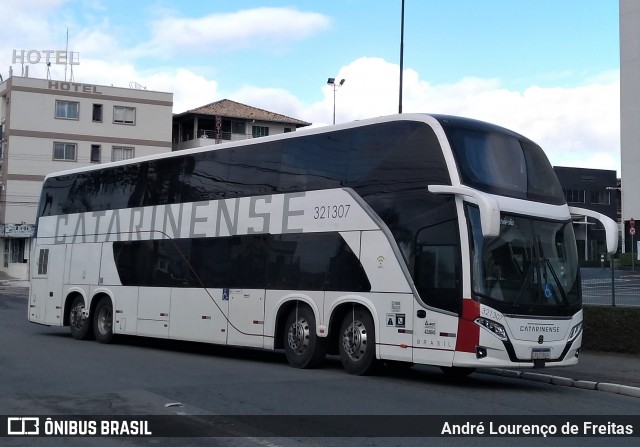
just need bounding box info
[327,77,345,125]
[399,0,405,114]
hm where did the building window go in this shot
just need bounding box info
[92,104,103,122]
[53,142,77,161]
[564,189,585,203]
[590,190,610,205]
[231,121,246,134]
[55,100,79,120]
[113,106,136,125]
[284,128,292,133]
[252,126,269,138]
[112,146,134,161]
[91,144,101,163]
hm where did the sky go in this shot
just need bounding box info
[0,0,621,174]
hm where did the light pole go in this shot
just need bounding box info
[327,77,345,125]
[399,0,405,114]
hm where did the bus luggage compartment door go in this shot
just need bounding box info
[30,244,68,325]
[227,289,265,348]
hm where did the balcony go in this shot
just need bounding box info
[173,129,254,151]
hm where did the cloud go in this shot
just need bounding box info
[139,7,332,57]
[0,0,619,177]
[278,57,621,174]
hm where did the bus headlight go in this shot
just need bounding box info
[475,317,508,341]
[568,322,583,342]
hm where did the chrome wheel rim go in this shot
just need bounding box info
[70,303,85,330]
[287,317,310,355]
[97,306,112,335]
[342,320,368,361]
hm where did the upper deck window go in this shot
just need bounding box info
[441,121,565,205]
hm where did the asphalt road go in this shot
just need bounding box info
[0,288,639,447]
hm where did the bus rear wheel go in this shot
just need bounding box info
[284,304,326,369]
[339,308,377,375]
[69,296,91,340]
[93,297,114,344]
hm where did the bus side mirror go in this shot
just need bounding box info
[568,206,619,255]
[428,185,501,238]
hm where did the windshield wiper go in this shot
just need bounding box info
[513,263,533,308]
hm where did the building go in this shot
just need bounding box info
[0,76,173,278]
[554,166,618,261]
[172,99,311,151]
[620,0,640,253]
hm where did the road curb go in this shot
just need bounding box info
[480,368,640,399]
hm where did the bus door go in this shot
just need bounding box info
[412,308,457,366]
[227,289,265,348]
[29,244,68,325]
[411,220,461,366]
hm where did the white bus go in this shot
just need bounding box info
[28,114,618,376]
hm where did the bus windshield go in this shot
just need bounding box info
[467,206,581,317]
[439,117,566,205]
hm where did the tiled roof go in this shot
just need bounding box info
[177,99,311,127]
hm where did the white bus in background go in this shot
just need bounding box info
[28,114,618,376]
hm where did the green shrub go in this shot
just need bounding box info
[618,252,634,267]
[582,305,640,354]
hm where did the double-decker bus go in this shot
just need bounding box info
[28,114,618,376]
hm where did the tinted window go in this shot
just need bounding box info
[266,233,369,291]
[227,145,281,196]
[441,120,565,205]
[413,200,461,313]
[61,164,141,214]
[279,136,348,192]
[183,151,228,202]
[113,232,370,292]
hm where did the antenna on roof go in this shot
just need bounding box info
[129,82,147,90]
[65,29,68,81]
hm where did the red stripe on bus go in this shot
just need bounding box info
[456,299,480,353]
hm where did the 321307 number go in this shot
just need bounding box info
[313,204,351,220]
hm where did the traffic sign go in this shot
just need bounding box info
[631,227,636,236]
[631,218,635,229]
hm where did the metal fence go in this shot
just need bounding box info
[581,266,640,306]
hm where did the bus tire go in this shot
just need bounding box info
[69,296,91,340]
[93,297,114,344]
[339,308,377,375]
[284,304,326,369]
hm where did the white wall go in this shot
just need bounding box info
[621,0,640,231]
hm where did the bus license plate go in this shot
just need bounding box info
[532,348,551,360]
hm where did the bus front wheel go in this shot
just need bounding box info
[339,308,377,375]
[284,304,326,369]
[93,297,114,344]
[69,296,91,340]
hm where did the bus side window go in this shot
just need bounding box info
[414,219,461,314]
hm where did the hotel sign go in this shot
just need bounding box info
[1,224,36,238]
[12,49,80,66]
